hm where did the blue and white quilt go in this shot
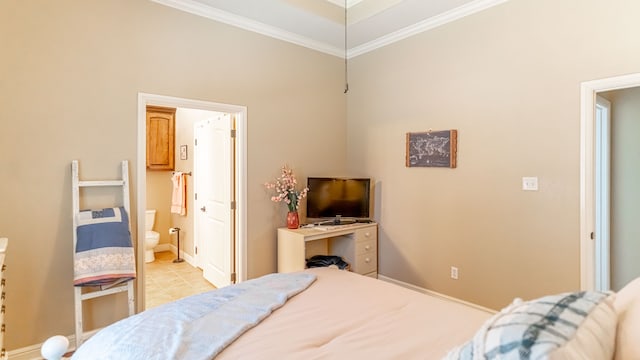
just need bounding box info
[74,207,136,286]
[71,272,317,360]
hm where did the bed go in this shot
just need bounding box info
[70,267,640,359]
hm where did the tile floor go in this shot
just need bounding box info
[144,251,216,309]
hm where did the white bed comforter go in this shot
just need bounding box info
[218,268,492,359]
[73,267,491,359]
[72,272,317,360]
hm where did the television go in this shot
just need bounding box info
[305,177,371,224]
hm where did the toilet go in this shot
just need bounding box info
[145,210,160,263]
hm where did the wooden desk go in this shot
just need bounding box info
[277,223,377,277]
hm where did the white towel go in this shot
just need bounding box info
[171,172,187,216]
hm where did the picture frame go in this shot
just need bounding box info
[180,145,188,160]
[406,129,457,168]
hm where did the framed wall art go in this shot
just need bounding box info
[406,129,457,168]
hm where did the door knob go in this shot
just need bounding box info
[200,206,206,212]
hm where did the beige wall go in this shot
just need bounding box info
[4,0,640,351]
[347,0,640,310]
[0,0,346,350]
[602,87,640,291]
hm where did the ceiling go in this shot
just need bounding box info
[152,0,508,58]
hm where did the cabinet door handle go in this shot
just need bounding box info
[200,206,206,212]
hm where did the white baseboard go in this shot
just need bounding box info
[168,244,195,266]
[7,342,43,360]
[154,244,194,266]
[15,248,197,359]
[153,243,170,252]
[377,274,497,314]
[8,329,101,360]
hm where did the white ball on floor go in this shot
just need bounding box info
[41,335,69,360]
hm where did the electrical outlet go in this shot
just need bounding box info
[522,177,539,191]
[450,266,459,280]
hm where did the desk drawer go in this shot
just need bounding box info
[354,252,377,275]
[354,227,376,243]
[356,239,376,256]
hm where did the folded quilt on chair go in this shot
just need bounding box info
[74,207,136,286]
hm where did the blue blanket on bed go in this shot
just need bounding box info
[74,207,136,286]
[71,272,317,360]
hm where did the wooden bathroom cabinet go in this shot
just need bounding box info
[146,105,176,170]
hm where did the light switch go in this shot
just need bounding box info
[522,177,538,191]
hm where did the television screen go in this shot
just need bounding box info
[306,177,371,221]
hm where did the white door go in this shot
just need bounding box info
[194,115,234,288]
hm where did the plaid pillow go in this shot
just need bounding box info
[446,291,617,360]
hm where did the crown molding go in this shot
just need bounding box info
[151,0,344,57]
[325,0,364,8]
[152,0,509,59]
[349,0,509,58]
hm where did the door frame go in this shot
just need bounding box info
[137,93,247,311]
[580,72,640,291]
[594,95,611,291]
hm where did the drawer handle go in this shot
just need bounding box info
[365,257,371,263]
[364,232,370,237]
[364,245,371,251]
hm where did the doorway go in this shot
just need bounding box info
[137,93,247,311]
[580,72,640,292]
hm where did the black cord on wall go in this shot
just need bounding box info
[344,0,349,94]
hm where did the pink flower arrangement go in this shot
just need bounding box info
[264,165,309,212]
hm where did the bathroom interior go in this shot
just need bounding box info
[144,106,221,308]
